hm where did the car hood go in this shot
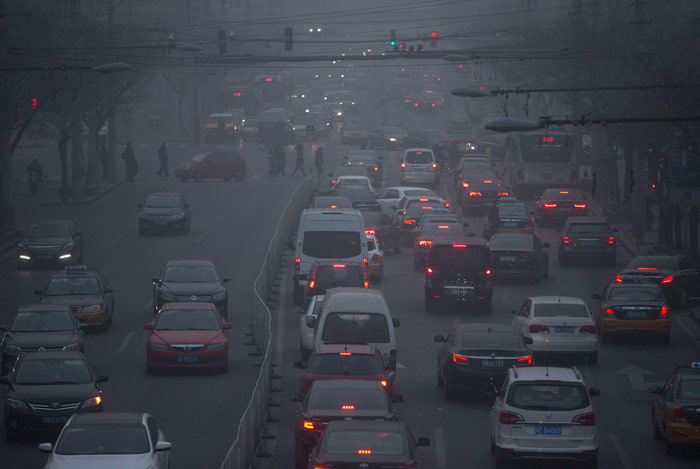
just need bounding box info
[11,382,96,400]
[160,282,224,295]
[4,331,80,349]
[151,329,224,344]
[46,453,155,469]
[20,236,72,247]
[41,296,103,307]
[140,207,183,216]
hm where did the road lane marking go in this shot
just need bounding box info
[117,332,135,354]
[194,232,207,244]
[111,234,124,246]
[434,427,446,468]
[607,433,633,469]
[615,364,664,391]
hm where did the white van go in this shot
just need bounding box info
[401,148,438,186]
[294,208,368,305]
[307,288,399,373]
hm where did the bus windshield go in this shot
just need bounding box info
[520,134,573,163]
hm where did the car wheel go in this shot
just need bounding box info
[235,171,246,182]
[443,368,456,401]
[588,351,598,365]
[193,171,203,182]
[653,412,663,440]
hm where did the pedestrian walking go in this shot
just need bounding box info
[314,146,325,175]
[121,142,138,182]
[157,142,169,176]
[292,143,306,176]
[273,145,286,176]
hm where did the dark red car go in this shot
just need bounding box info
[144,302,231,373]
[535,188,589,226]
[174,150,246,182]
[294,344,392,398]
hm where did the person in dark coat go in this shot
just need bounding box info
[292,143,306,176]
[273,145,286,176]
[121,142,137,182]
[157,142,169,176]
[314,147,325,175]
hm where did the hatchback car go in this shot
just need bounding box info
[511,296,599,363]
[39,412,171,469]
[17,219,83,268]
[138,192,191,235]
[615,255,700,308]
[559,217,616,266]
[491,366,600,468]
[489,233,550,282]
[413,221,466,270]
[144,302,231,373]
[304,260,369,300]
[174,150,246,182]
[152,260,230,316]
[362,211,401,254]
[447,109,472,134]
[1,305,84,375]
[401,148,438,186]
[535,188,589,225]
[462,179,510,215]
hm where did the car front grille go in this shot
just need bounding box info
[175,295,212,302]
[29,401,81,412]
[172,344,204,352]
[28,246,61,254]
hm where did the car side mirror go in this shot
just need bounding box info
[151,278,160,284]
[304,316,317,328]
[510,309,517,315]
[392,318,400,327]
[0,376,9,385]
[294,362,306,370]
[155,441,172,452]
[104,287,114,294]
[143,323,154,330]
[648,386,663,395]
[33,289,43,295]
[222,278,231,283]
[391,394,405,403]
[38,443,53,453]
[591,293,601,300]
[588,387,601,397]
[433,334,446,343]
[416,437,431,447]
[222,323,233,330]
[542,242,551,248]
[523,337,533,345]
[288,393,302,402]
[95,375,109,383]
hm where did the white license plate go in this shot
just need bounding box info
[500,255,517,262]
[481,360,504,368]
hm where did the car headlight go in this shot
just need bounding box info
[160,291,175,301]
[82,396,102,409]
[212,291,227,301]
[3,344,21,355]
[7,398,27,410]
[206,342,226,351]
[337,111,343,116]
[62,343,80,351]
[171,212,185,219]
[62,242,74,252]
[150,343,169,350]
[389,137,397,142]
[82,304,103,313]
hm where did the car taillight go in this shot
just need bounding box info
[462,182,469,188]
[452,353,469,366]
[404,219,416,224]
[673,407,688,423]
[660,306,668,316]
[432,163,437,168]
[380,379,388,388]
[497,192,509,197]
[544,203,557,208]
[499,410,524,424]
[608,236,615,245]
[529,324,550,333]
[331,180,336,184]
[401,163,406,168]
[574,204,587,208]
[662,275,673,283]
[605,308,614,315]
[615,275,623,282]
[309,280,315,289]
[365,229,375,234]
[295,257,300,275]
[562,236,569,244]
[517,355,532,365]
[579,325,597,333]
[573,412,596,426]
[485,269,491,275]
[364,281,369,288]
[417,240,432,246]
[469,191,482,197]
[427,267,433,274]
[303,421,318,430]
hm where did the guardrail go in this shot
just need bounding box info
[221,175,317,469]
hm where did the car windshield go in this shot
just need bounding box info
[489,237,532,250]
[322,313,390,343]
[568,223,611,234]
[145,195,181,208]
[15,358,91,385]
[163,265,220,282]
[461,331,521,349]
[405,151,433,164]
[308,388,388,412]
[608,286,663,301]
[315,265,364,288]
[303,231,362,259]
[498,205,529,218]
[310,354,382,375]
[406,204,445,218]
[677,378,700,399]
[192,153,208,162]
[156,309,220,330]
[507,383,589,411]
[324,430,405,455]
[10,310,75,332]
[431,246,489,273]
[45,277,101,296]
[24,222,71,237]
[56,424,149,455]
[533,303,590,318]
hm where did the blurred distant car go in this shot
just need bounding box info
[291,115,317,141]
[138,192,191,235]
[401,148,438,187]
[203,113,237,142]
[447,109,472,134]
[366,233,384,283]
[333,175,375,193]
[340,118,368,145]
[368,126,407,149]
[489,233,550,282]
[344,149,383,183]
[461,179,509,215]
[400,203,450,247]
[239,118,258,142]
[17,219,83,268]
[403,129,450,149]
[311,196,352,209]
[362,211,401,254]
[535,188,589,226]
[174,151,246,182]
[413,221,466,270]
[413,98,438,114]
[152,260,230,316]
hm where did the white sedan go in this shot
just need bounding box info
[332,175,375,193]
[375,186,436,216]
[297,294,324,361]
[511,296,599,363]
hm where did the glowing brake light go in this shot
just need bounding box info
[469,192,482,197]
[660,306,668,317]
[358,450,372,455]
[432,163,437,168]
[615,275,623,282]
[438,225,449,229]
[339,352,352,356]
[544,203,557,208]
[662,275,673,283]
[608,236,615,245]
[483,180,492,183]
[485,269,491,275]
[404,219,415,224]
[452,244,467,248]
[419,198,429,202]
[309,280,315,289]
[380,380,388,387]
[562,236,570,244]
[365,229,376,234]
[364,281,369,288]
[333,264,346,268]
[605,308,614,315]
[401,163,406,168]
[517,355,532,365]
[421,206,433,209]
[497,192,509,197]
[574,204,587,208]
[462,182,469,188]
[559,191,569,194]
[265,77,273,82]
[416,151,423,155]
[233,91,242,97]
[342,405,355,410]
[330,205,337,208]
[303,421,316,430]
[452,353,469,365]
[427,267,433,273]
[417,240,432,246]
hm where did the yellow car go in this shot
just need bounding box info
[650,363,700,453]
[482,201,534,238]
[366,234,384,283]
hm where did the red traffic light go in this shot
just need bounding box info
[430,31,437,38]
[32,98,37,109]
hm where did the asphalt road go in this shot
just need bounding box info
[265,100,700,469]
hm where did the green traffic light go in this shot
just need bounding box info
[390,40,396,46]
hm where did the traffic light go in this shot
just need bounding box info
[32,97,37,110]
[430,31,437,48]
[389,29,396,47]
[284,26,293,51]
[218,30,227,55]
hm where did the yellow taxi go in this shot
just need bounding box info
[366,233,384,283]
[483,199,534,238]
[650,362,700,453]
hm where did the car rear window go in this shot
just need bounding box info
[303,231,362,259]
[308,388,388,412]
[568,223,611,234]
[627,256,676,270]
[11,310,75,332]
[507,383,589,411]
[322,313,390,343]
[546,189,583,201]
[498,205,529,218]
[56,424,150,455]
[533,303,589,318]
[404,189,434,197]
[315,265,364,288]
[324,430,405,455]
[678,378,700,399]
[422,223,462,236]
[608,286,663,301]
[489,236,532,250]
[310,354,382,375]
[45,277,101,296]
[460,331,521,349]
[431,245,489,273]
[404,151,434,164]
[406,204,445,218]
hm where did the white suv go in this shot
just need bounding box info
[491,366,600,468]
[401,148,438,186]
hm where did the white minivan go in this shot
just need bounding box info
[294,208,368,305]
[401,148,438,186]
[307,288,399,373]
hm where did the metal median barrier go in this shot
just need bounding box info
[221,175,317,469]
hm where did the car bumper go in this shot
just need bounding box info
[539,209,589,220]
[451,367,509,389]
[425,285,492,304]
[494,445,597,462]
[140,218,188,229]
[401,172,437,184]
[76,310,107,327]
[527,335,598,353]
[601,317,670,334]
[561,246,615,257]
[665,422,700,444]
[5,405,102,432]
[147,349,228,369]
[492,266,538,278]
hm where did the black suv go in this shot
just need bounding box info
[424,236,493,313]
[17,219,83,268]
[152,260,230,316]
[559,216,616,266]
[616,255,700,308]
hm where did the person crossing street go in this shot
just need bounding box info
[292,143,306,176]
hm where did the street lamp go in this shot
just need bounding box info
[175,44,203,145]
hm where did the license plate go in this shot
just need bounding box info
[535,425,561,435]
[500,255,517,262]
[554,327,575,333]
[502,222,518,227]
[412,168,425,172]
[481,360,504,368]
[43,416,68,424]
[176,355,198,364]
[447,286,473,297]
[541,174,552,180]
[626,311,648,319]
[155,220,169,226]
[38,254,52,260]
[580,240,597,246]
[559,208,571,213]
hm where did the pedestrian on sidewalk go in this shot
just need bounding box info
[273,145,286,176]
[292,143,306,176]
[314,146,325,175]
[157,142,169,176]
[121,142,138,182]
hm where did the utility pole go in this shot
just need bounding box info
[106,0,118,182]
[0,0,13,229]
[69,0,86,198]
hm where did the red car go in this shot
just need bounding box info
[174,150,247,182]
[144,302,231,373]
[294,344,392,398]
[535,188,589,226]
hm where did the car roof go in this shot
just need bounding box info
[311,379,384,390]
[22,350,84,361]
[161,302,217,310]
[326,420,407,432]
[17,304,72,313]
[625,255,678,269]
[322,288,388,314]
[404,147,433,152]
[313,260,364,267]
[510,366,585,383]
[530,296,586,305]
[71,412,145,425]
[164,259,216,267]
[49,269,101,279]
[315,343,377,355]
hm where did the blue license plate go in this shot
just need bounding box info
[38,254,52,260]
[481,360,504,368]
[155,220,169,226]
[43,416,68,424]
[559,208,571,213]
[502,222,518,227]
[626,311,648,319]
[500,255,517,262]
[535,425,561,435]
[554,327,575,333]
[176,356,198,364]
[580,240,598,246]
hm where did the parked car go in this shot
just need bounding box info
[174,151,246,182]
